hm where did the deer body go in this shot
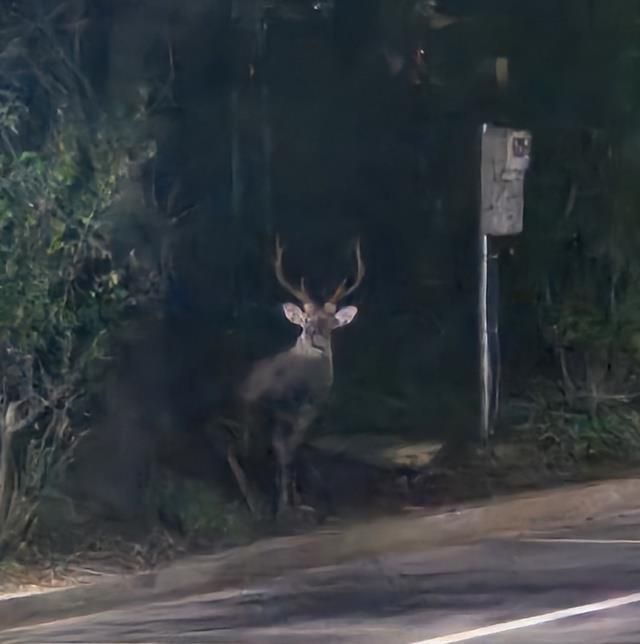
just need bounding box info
[239,239,364,518]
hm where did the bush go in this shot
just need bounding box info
[150,469,253,547]
[0,2,165,556]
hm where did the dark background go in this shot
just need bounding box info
[17,0,637,522]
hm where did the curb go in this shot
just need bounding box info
[2,477,639,632]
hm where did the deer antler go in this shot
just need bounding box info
[326,238,365,306]
[274,236,313,305]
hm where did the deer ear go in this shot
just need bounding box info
[334,305,358,327]
[282,303,306,326]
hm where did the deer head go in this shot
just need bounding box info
[274,236,365,357]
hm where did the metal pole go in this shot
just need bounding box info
[478,124,531,442]
[487,244,501,433]
[478,230,491,444]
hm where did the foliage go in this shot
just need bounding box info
[0,113,151,360]
[389,0,640,449]
[509,380,640,467]
[149,469,254,546]
[521,125,640,414]
[497,3,640,419]
[0,1,165,556]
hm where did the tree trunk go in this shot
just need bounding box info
[0,429,16,528]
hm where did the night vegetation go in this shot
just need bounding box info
[0,0,639,576]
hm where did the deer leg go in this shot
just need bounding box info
[227,446,260,518]
[279,461,290,515]
[285,405,317,512]
[272,406,317,518]
[289,460,301,507]
[297,450,333,516]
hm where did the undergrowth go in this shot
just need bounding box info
[506,378,640,468]
[148,470,255,549]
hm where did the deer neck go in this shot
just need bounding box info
[292,335,334,378]
[293,335,331,358]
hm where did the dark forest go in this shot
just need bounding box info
[0,0,639,577]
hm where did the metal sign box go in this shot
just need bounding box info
[480,124,532,236]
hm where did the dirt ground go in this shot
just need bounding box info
[0,428,635,598]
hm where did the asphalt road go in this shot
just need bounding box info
[4,512,640,643]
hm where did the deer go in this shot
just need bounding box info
[234,236,365,520]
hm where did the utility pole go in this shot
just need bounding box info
[478,124,532,443]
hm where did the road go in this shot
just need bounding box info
[4,511,640,643]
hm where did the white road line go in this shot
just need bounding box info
[523,538,640,544]
[409,591,640,644]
